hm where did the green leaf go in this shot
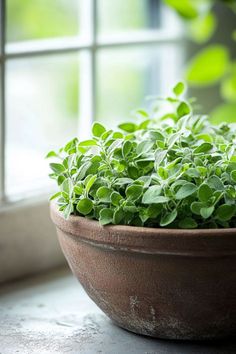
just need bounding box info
[189,12,217,44]
[200,206,214,219]
[194,143,212,154]
[61,191,69,200]
[231,170,236,182]
[118,122,137,133]
[131,216,143,227]
[155,150,167,168]
[185,168,200,178]
[139,208,150,223]
[149,196,170,204]
[191,201,203,215]
[210,103,236,124]
[85,175,97,193]
[147,204,163,218]
[138,119,151,130]
[113,131,124,139]
[122,140,133,157]
[123,201,138,213]
[139,109,149,118]
[61,179,73,196]
[57,175,65,185]
[74,184,83,195]
[107,139,123,154]
[46,150,58,158]
[101,130,112,140]
[49,191,61,201]
[173,82,185,96]
[164,0,199,19]
[160,210,177,227]
[207,175,224,191]
[127,166,139,179]
[167,132,182,149]
[99,208,114,225]
[196,133,213,143]
[126,185,143,202]
[198,184,213,202]
[79,139,97,147]
[111,192,123,206]
[175,182,197,200]
[136,141,153,156]
[186,45,229,86]
[227,162,236,174]
[113,208,125,224]
[76,198,93,215]
[179,217,198,229]
[96,186,112,203]
[177,101,191,118]
[64,138,78,153]
[92,122,106,137]
[76,162,91,180]
[140,204,163,223]
[142,185,162,204]
[63,203,74,219]
[50,163,65,174]
[114,178,134,185]
[216,204,236,221]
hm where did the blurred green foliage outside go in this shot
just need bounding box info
[7,0,236,125]
[164,0,236,123]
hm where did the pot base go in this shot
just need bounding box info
[112,320,235,341]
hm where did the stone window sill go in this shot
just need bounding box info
[0,267,235,354]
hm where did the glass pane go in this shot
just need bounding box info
[96,45,184,127]
[7,0,86,42]
[6,54,81,197]
[98,0,179,36]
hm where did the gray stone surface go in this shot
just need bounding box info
[0,268,235,354]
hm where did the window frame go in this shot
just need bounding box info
[0,0,183,205]
[0,0,184,283]
[0,0,5,202]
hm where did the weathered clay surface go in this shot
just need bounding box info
[50,202,236,340]
[3,269,236,353]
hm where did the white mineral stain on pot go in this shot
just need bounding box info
[129,295,139,311]
[150,306,156,322]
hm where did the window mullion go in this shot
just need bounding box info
[77,0,97,139]
[0,0,6,202]
[91,0,97,123]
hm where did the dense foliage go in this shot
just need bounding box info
[47,83,236,228]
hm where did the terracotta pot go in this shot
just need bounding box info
[50,202,236,340]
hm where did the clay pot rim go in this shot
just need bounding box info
[50,200,236,235]
[50,201,236,256]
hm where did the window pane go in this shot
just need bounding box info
[6,54,81,198]
[7,0,85,42]
[96,46,184,127]
[97,0,179,36]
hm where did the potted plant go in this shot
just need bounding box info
[48,83,236,340]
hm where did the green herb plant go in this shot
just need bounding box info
[47,82,236,228]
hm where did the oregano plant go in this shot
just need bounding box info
[47,82,236,229]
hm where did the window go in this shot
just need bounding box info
[0,0,183,204]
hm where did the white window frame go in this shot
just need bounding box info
[0,0,184,205]
[0,0,5,202]
[0,0,183,282]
